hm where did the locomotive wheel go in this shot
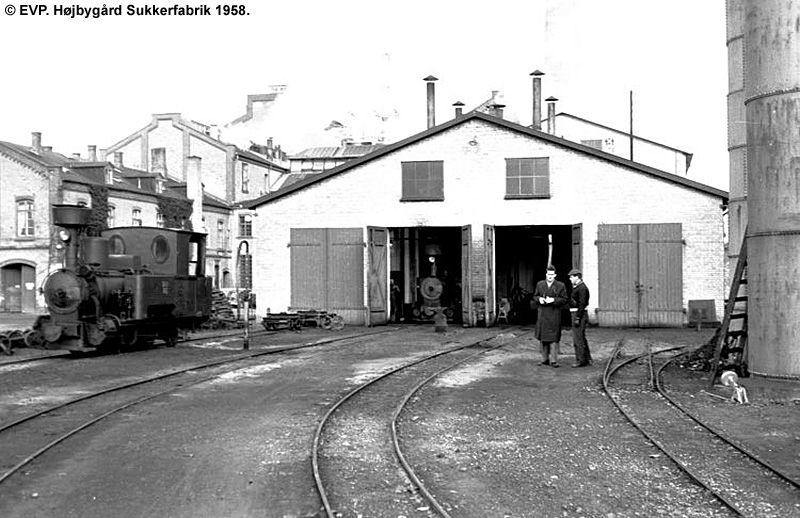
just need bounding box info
[330,315,345,331]
[321,315,333,330]
[161,327,178,347]
[23,329,46,349]
[120,327,138,348]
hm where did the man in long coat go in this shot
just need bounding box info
[533,265,568,367]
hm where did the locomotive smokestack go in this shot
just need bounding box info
[530,70,544,130]
[52,205,92,270]
[186,156,204,232]
[424,75,438,129]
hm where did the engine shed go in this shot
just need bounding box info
[245,111,727,328]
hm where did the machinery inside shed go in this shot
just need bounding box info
[388,224,577,325]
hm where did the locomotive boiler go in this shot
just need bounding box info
[32,205,212,353]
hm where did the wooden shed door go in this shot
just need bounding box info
[484,224,495,326]
[290,228,364,317]
[597,223,683,327]
[367,226,389,326]
[572,224,583,271]
[1,266,22,312]
[461,225,473,326]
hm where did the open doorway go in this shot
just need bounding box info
[494,225,577,325]
[389,226,462,324]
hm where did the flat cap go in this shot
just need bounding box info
[568,268,582,276]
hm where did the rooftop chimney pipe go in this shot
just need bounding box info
[546,97,558,135]
[88,145,97,162]
[490,104,506,119]
[113,151,123,167]
[424,75,438,129]
[453,101,465,118]
[530,70,544,130]
[32,132,42,154]
[186,156,205,232]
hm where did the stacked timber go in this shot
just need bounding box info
[209,289,237,328]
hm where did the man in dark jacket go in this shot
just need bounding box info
[533,265,568,367]
[568,268,592,367]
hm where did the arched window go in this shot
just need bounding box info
[132,208,142,226]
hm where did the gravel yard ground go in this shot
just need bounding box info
[1,319,798,517]
[395,326,800,517]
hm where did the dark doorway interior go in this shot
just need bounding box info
[389,226,462,324]
[495,225,574,325]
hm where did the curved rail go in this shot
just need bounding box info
[0,328,394,485]
[311,331,517,517]
[654,355,800,491]
[604,341,800,517]
[603,342,744,515]
[389,335,527,517]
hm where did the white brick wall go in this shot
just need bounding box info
[252,119,726,323]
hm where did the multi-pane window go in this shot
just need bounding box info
[16,199,34,237]
[239,215,252,237]
[401,161,444,201]
[156,212,164,228]
[107,205,116,227]
[132,208,143,226]
[241,162,250,193]
[505,157,550,198]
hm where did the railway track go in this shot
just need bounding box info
[0,325,275,366]
[312,328,531,517]
[603,340,800,517]
[0,328,393,487]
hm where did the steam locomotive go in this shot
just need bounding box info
[31,205,212,353]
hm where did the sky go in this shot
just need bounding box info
[0,0,729,190]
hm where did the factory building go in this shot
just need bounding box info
[245,78,728,328]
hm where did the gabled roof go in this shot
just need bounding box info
[105,113,287,172]
[290,143,386,160]
[245,111,728,209]
[0,140,73,169]
[554,112,693,161]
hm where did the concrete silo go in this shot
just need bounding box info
[743,0,800,378]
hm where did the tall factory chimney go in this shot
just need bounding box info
[186,156,205,232]
[530,70,544,130]
[424,75,438,129]
[744,0,800,378]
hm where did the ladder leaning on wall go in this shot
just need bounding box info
[709,230,749,387]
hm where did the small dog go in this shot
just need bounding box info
[721,370,749,404]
